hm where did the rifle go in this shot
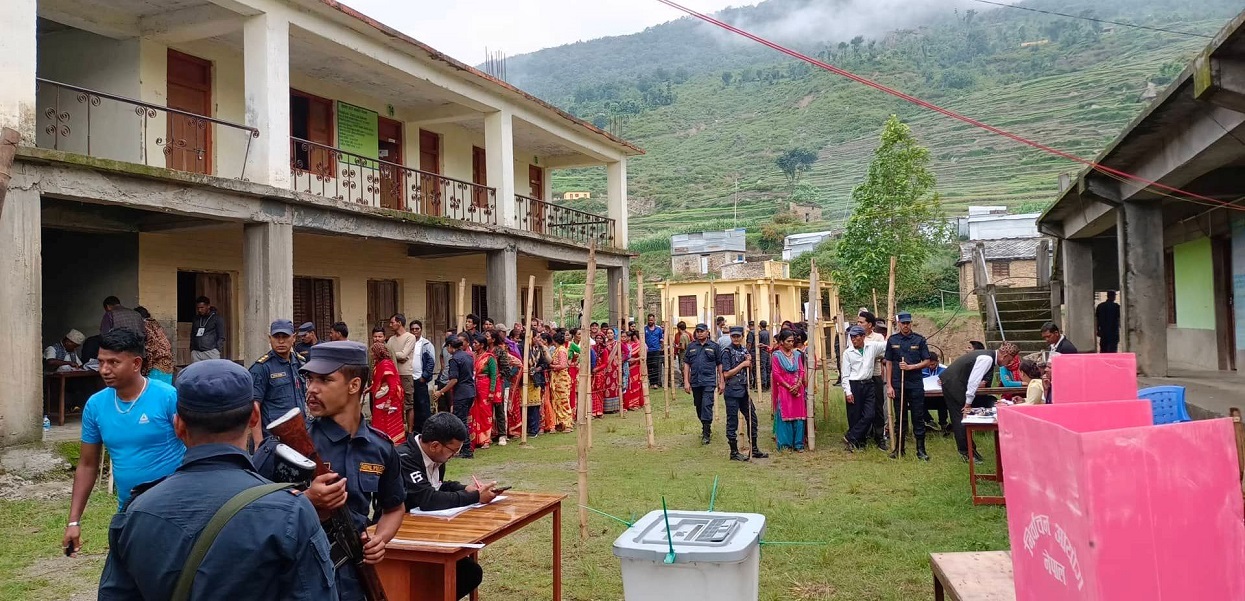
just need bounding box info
[267,408,389,601]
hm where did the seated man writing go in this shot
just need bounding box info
[396,413,495,600]
[45,329,86,371]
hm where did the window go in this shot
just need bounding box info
[1165,248,1176,325]
[293,277,336,341]
[991,261,1010,279]
[521,286,544,319]
[471,284,489,320]
[714,293,735,317]
[678,295,697,317]
[366,280,399,332]
[290,90,334,171]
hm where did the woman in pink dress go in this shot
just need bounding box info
[369,343,407,444]
[770,329,808,451]
[591,332,609,417]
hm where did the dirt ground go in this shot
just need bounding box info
[916,310,986,364]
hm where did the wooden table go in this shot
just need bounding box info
[930,551,1016,600]
[923,386,1016,399]
[374,491,565,601]
[44,370,102,426]
[965,419,1005,505]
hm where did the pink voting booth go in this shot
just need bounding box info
[999,353,1245,600]
[1049,353,1136,403]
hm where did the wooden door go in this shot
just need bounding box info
[419,130,442,216]
[472,146,488,209]
[367,280,400,333]
[1213,237,1236,370]
[426,282,452,363]
[528,164,546,234]
[290,91,334,174]
[166,50,213,175]
[378,117,405,210]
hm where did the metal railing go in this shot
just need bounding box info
[515,194,616,248]
[290,137,497,225]
[35,78,259,179]
[974,243,1007,341]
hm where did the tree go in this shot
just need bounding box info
[721,71,733,86]
[833,116,951,306]
[775,148,818,188]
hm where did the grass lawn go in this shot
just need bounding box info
[0,388,1009,600]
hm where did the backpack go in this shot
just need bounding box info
[496,349,520,380]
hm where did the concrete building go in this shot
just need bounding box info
[967,211,1041,241]
[720,260,789,280]
[657,277,812,327]
[670,229,746,276]
[782,230,835,261]
[0,0,641,444]
[788,202,821,223]
[562,191,591,200]
[1037,10,1245,395]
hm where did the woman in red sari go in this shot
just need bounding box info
[591,332,608,417]
[622,330,644,411]
[469,334,499,449]
[506,336,525,438]
[369,343,406,444]
[568,328,582,416]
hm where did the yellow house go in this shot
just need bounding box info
[656,276,813,327]
[562,191,592,200]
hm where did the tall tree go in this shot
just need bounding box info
[833,115,950,304]
[775,148,817,189]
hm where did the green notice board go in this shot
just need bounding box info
[337,101,379,167]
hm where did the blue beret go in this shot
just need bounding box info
[270,319,294,336]
[897,312,913,323]
[297,322,316,333]
[301,341,368,375]
[176,360,254,413]
[729,326,744,335]
[695,323,709,331]
[848,326,866,336]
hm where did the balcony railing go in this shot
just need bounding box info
[290,137,497,225]
[516,194,617,248]
[35,78,259,179]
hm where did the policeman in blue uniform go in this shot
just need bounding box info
[682,323,723,445]
[884,312,932,461]
[249,319,307,444]
[254,341,406,601]
[99,360,335,600]
[719,326,769,461]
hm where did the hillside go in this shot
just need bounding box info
[504,0,1237,244]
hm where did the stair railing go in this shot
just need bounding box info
[974,243,1007,342]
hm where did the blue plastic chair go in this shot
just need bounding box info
[1138,386,1191,425]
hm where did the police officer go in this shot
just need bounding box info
[720,326,768,461]
[682,323,722,445]
[99,360,335,600]
[884,312,932,461]
[249,319,307,445]
[294,321,318,355]
[254,341,406,601]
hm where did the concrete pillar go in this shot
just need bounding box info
[0,186,42,444]
[243,14,291,188]
[1118,202,1168,376]
[0,0,37,141]
[607,159,629,249]
[486,246,518,327]
[484,111,516,228]
[1062,239,1095,352]
[243,222,293,361]
[607,265,630,326]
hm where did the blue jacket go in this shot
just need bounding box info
[99,444,335,601]
[249,349,308,429]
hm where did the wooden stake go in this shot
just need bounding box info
[664,296,673,418]
[619,277,628,415]
[576,246,597,540]
[805,264,819,451]
[886,256,898,453]
[872,289,879,318]
[558,284,566,328]
[457,278,467,333]
[751,283,761,398]
[637,273,656,448]
[819,282,830,422]
[708,277,717,329]
[520,275,536,444]
[768,277,778,323]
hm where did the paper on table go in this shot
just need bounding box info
[922,375,941,392]
[408,495,510,518]
[962,414,997,425]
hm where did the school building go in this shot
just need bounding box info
[0,0,641,444]
[657,266,813,327]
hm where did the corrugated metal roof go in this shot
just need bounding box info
[957,237,1046,264]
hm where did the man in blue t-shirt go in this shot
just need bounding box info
[63,328,185,557]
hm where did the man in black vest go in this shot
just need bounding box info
[940,342,1019,463]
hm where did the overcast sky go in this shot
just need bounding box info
[340,0,745,65]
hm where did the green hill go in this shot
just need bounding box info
[505,0,1237,244]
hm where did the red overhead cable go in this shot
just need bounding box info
[655,0,1244,213]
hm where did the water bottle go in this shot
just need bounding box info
[42,415,51,441]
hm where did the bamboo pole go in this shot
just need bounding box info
[886,256,898,453]
[805,264,818,451]
[734,286,741,325]
[768,277,778,323]
[664,296,673,418]
[619,277,629,415]
[751,283,761,398]
[520,275,536,444]
[558,284,566,328]
[457,278,467,333]
[637,273,656,448]
[708,277,717,330]
[702,291,710,328]
[576,247,597,540]
[872,289,879,318]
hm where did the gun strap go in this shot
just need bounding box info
[171,482,295,601]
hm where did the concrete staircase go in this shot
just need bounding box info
[981,286,1052,356]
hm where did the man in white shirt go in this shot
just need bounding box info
[407,319,435,434]
[841,326,887,451]
[940,341,1019,462]
[856,311,889,450]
